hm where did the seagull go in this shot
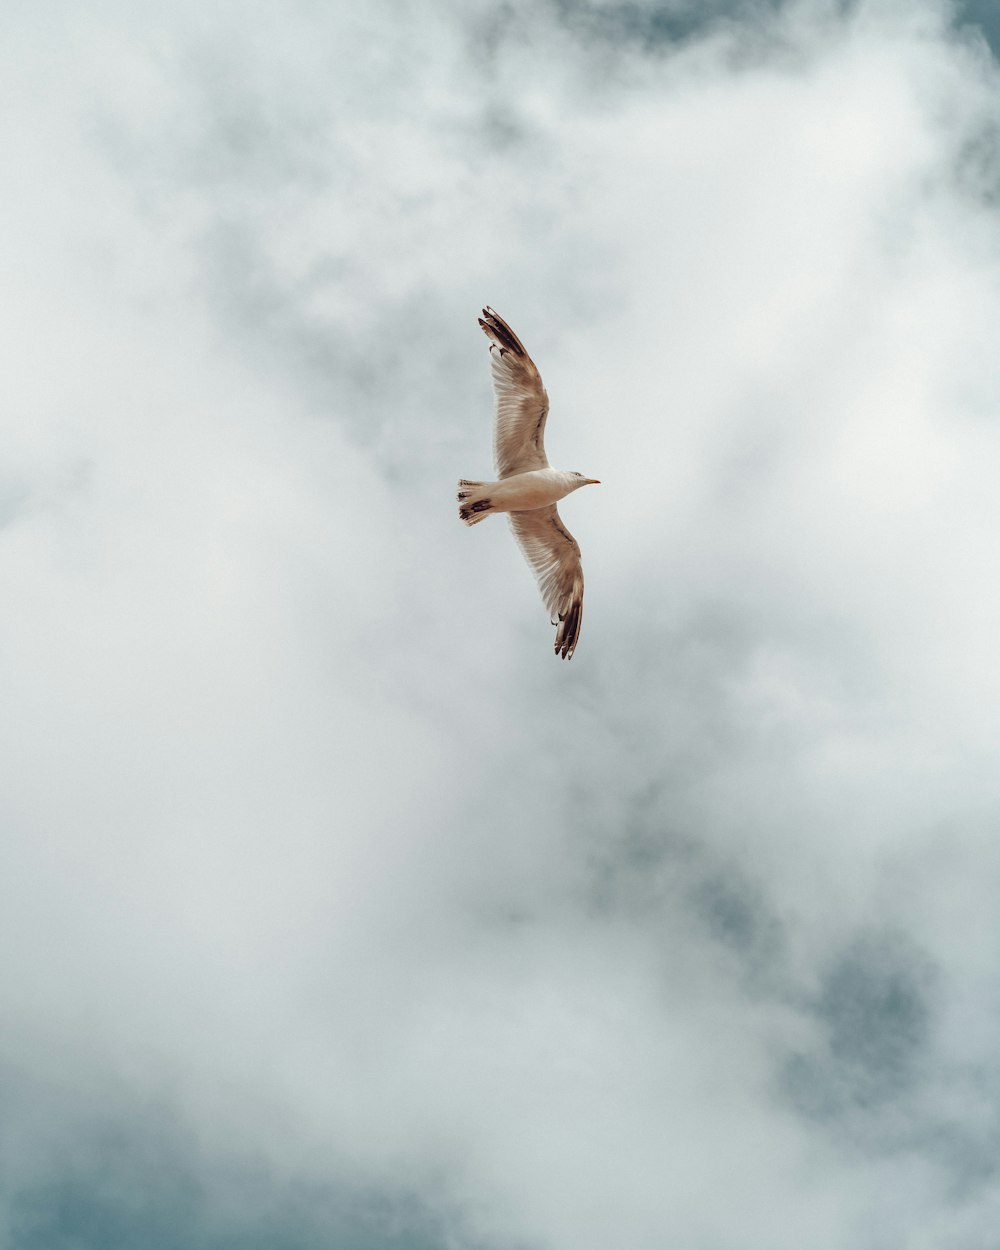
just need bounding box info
[457,307,600,660]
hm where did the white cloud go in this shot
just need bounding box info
[4,1,1000,1246]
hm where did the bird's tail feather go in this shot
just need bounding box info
[457,480,494,525]
[460,505,492,526]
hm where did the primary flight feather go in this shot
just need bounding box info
[457,308,599,660]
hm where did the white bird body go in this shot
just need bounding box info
[463,468,596,515]
[458,308,599,660]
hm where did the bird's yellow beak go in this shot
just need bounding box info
[585,478,601,485]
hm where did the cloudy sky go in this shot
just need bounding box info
[6,0,1000,1246]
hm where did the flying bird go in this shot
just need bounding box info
[458,307,600,660]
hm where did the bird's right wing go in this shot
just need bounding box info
[478,307,550,478]
[508,505,585,660]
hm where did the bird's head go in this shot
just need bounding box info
[570,471,601,489]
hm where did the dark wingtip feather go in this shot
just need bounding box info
[554,598,583,660]
[478,307,525,357]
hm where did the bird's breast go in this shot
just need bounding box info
[493,470,571,511]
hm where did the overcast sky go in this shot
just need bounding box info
[5,1,1000,1246]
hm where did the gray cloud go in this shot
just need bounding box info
[959,0,1000,56]
[783,929,937,1118]
[0,1072,460,1250]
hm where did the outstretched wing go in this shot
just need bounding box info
[478,307,550,478]
[508,506,585,660]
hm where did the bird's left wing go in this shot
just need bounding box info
[508,506,585,660]
[478,307,550,478]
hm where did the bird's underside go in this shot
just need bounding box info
[458,307,596,660]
